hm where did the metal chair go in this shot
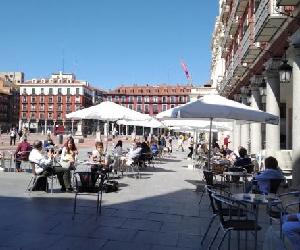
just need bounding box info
[72,171,105,220]
[199,170,229,206]
[208,193,262,250]
[201,186,246,246]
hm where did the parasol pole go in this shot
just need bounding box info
[208,118,213,170]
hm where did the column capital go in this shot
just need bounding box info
[264,58,282,72]
[250,75,264,90]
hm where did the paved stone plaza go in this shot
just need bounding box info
[0,137,277,249]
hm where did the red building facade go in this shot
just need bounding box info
[19,72,94,133]
[105,84,192,116]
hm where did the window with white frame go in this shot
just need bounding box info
[137,104,142,112]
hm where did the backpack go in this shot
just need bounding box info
[103,180,118,193]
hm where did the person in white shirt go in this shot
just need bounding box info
[29,140,72,192]
[125,142,142,166]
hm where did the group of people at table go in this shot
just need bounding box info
[13,134,168,192]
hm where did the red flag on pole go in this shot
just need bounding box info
[180,60,191,80]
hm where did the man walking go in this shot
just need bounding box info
[9,127,17,146]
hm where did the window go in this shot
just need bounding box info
[170,96,176,103]
[22,112,27,119]
[40,104,45,111]
[137,104,142,112]
[58,88,62,95]
[31,96,36,103]
[153,104,158,113]
[107,96,112,102]
[162,104,167,111]
[121,96,126,102]
[30,112,36,119]
[171,104,175,108]
[128,104,133,110]
[67,96,71,103]
[22,88,27,94]
[162,96,167,103]
[75,104,81,111]
[48,104,53,111]
[22,104,27,111]
[58,96,62,103]
[49,96,53,103]
[48,113,53,119]
[57,105,62,111]
[144,104,149,113]
[49,88,53,95]
[22,96,27,102]
[57,113,62,120]
[66,105,71,112]
[39,113,45,119]
[115,96,119,102]
[144,96,149,102]
[129,96,134,102]
[137,96,142,103]
[179,96,183,103]
[41,88,44,94]
[32,88,35,95]
[40,96,45,103]
[67,88,71,95]
[31,104,36,111]
[76,88,80,95]
[153,96,158,102]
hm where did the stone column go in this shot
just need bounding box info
[250,76,263,154]
[240,94,250,152]
[290,31,300,188]
[44,120,47,134]
[71,120,74,135]
[264,58,281,156]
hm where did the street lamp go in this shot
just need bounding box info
[278,51,293,83]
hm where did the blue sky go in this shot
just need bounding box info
[0,0,218,89]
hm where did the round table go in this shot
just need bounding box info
[232,193,280,250]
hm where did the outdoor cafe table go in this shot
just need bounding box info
[232,193,280,250]
[223,172,252,192]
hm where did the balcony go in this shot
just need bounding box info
[277,0,300,5]
[235,0,248,16]
[240,26,262,63]
[220,2,230,22]
[254,0,287,42]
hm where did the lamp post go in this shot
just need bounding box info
[278,59,293,83]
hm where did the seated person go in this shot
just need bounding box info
[15,136,32,172]
[29,140,72,192]
[150,141,159,156]
[44,134,55,149]
[113,140,123,156]
[125,142,142,166]
[253,156,284,194]
[140,141,151,166]
[60,138,78,170]
[234,147,252,172]
[91,141,112,172]
[282,213,300,249]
